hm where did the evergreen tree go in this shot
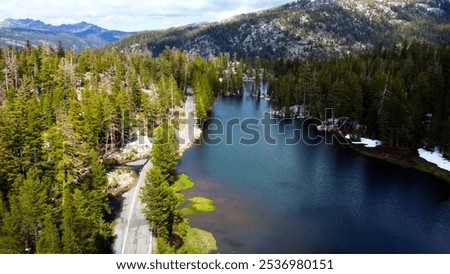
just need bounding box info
[61,188,82,254]
[141,122,182,246]
[141,167,181,240]
[36,214,61,254]
[150,122,179,185]
[191,58,215,119]
[57,41,65,59]
[15,170,49,252]
[0,199,23,253]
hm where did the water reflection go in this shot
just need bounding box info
[178,92,450,254]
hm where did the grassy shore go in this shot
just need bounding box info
[172,174,218,254]
[176,227,217,254]
[346,144,450,184]
[173,174,195,192]
[182,197,217,215]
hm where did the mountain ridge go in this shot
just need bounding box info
[0,18,136,51]
[109,0,450,59]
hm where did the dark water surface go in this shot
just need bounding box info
[178,94,450,254]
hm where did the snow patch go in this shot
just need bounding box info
[352,138,382,148]
[268,105,309,118]
[107,167,137,195]
[108,132,152,162]
[418,148,450,172]
[122,134,152,159]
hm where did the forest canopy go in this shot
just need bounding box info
[0,45,219,253]
[0,40,449,253]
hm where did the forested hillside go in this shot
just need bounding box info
[0,45,220,253]
[110,0,450,59]
[267,42,450,153]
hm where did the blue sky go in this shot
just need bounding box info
[0,0,293,31]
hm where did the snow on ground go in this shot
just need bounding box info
[418,148,450,172]
[114,133,152,161]
[344,134,382,148]
[107,167,138,195]
[267,105,309,118]
[352,138,382,148]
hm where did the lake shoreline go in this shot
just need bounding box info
[178,95,450,253]
[174,174,218,254]
[345,144,450,184]
[313,124,450,185]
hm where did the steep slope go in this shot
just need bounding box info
[110,0,450,59]
[0,18,135,51]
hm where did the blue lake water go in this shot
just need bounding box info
[178,93,450,254]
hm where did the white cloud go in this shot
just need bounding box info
[0,0,292,31]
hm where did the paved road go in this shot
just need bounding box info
[179,89,197,152]
[113,159,153,254]
[113,92,196,254]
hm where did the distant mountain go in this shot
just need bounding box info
[0,18,136,51]
[109,0,450,59]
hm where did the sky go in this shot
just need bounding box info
[0,0,293,31]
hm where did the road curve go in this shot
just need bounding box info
[113,159,153,254]
[113,92,196,254]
